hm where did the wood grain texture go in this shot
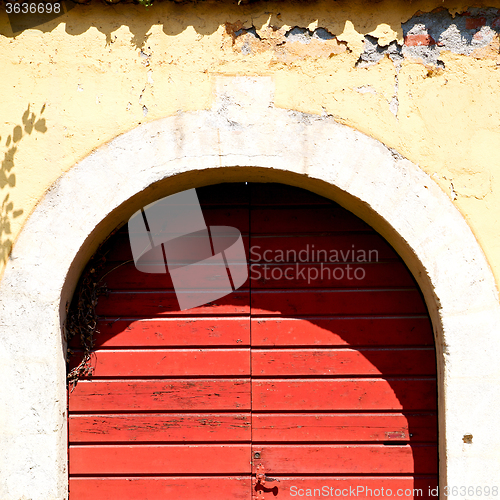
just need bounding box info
[70,444,252,474]
[250,207,373,233]
[69,349,250,377]
[251,348,436,376]
[251,444,438,474]
[252,379,437,411]
[251,290,427,316]
[76,318,251,348]
[249,184,331,205]
[69,477,252,500]
[69,380,251,412]
[95,291,250,317]
[250,263,416,288]
[126,207,250,234]
[252,477,438,499]
[68,183,438,499]
[249,234,399,262]
[251,317,434,346]
[251,413,437,442]
[69,413,251,442]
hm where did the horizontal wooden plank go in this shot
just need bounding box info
[127,207,249,234]
[250,183,332,206]
[107,232,396,265]
[69,476,439,500]
[198,182,250,205]
[252,477,438,499]
[125,235,246,275]
[69,349,250,377]
[73,317,433,349]
[71,318,250,349]
[249,234,398,262]
[69,477,251,500]
[102,261,249,290]
[251,348,436,376]
[251,413,437,442]
[70,347,434,379]
[101,262,412,291]
[69,413,251,443]
[107,234,250,264]
[249,263,415,289]
[205,207,249,233]
[251,207,373,233]
[251,290,427,316]
[252,444,438,474]
[69,380,251,412]
[102,261,177,288]
[96,291,250,317]
[252,379,437,411]
[251,318,434,346]
[69,444,252,475]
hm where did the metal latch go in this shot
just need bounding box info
[253,462,279,499]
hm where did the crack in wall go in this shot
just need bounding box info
[389,69,399,119]
[355,35,401,118]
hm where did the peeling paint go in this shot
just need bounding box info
[356,35,403,68]
[402,8,500,64]
[226,21,349,60]
[356,8,500,68]
[463,433,473,444]
[285,26,335,43]
[2,0,500,292]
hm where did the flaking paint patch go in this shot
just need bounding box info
[402,7,500,64]
[357,8,500,68]
[2,0,500,292]
[356,35,404,68]
[226,21,349,61]
[463,433,473,444]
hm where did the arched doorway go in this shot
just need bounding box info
[3,78,499,498]
[67,182,438,499]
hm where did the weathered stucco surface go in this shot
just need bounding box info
[1,0,500,285]
[2,1,500,498]
[1,77,500,499]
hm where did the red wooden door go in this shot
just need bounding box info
[68,183,438,499]
[248,185,438,498]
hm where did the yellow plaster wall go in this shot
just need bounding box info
[1,0,500,287]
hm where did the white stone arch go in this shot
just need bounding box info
[1,77,499,500]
